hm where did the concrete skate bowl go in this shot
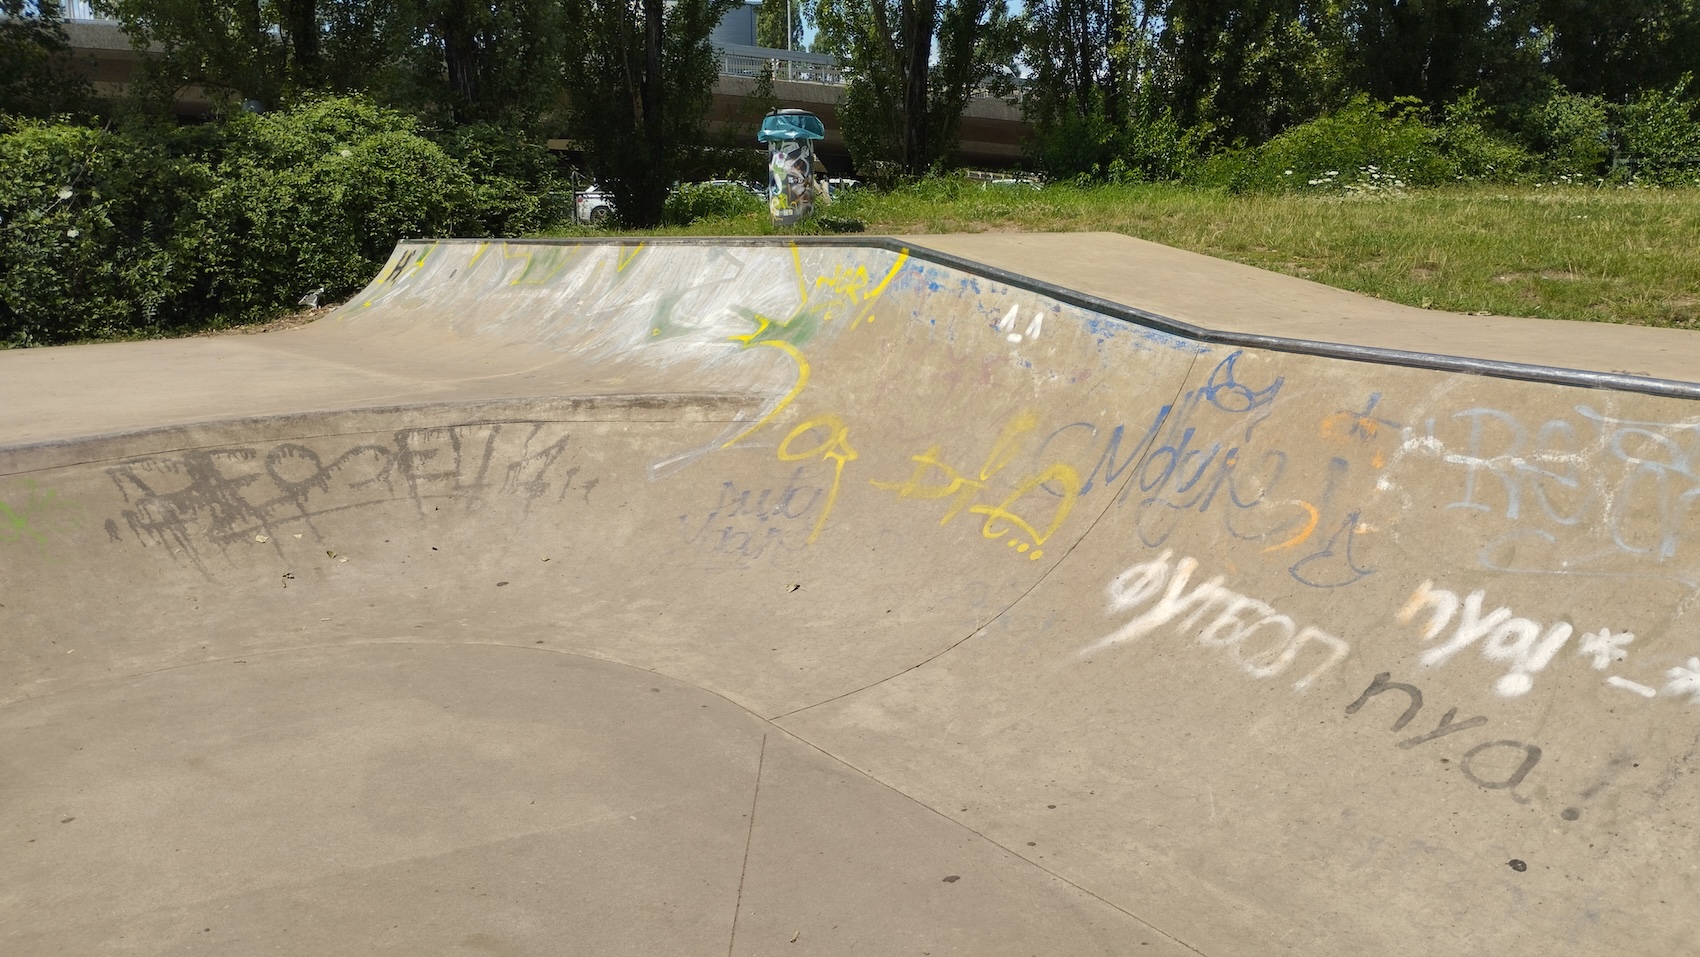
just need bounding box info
[5,238,1700,956]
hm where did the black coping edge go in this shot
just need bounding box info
[430,235,1700,401]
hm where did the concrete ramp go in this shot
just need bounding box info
[4,237,1699,956]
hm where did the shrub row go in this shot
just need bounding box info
[1046,81,1700,192]
[0,97,573,347]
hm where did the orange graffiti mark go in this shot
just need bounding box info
[1262,500,1321,552]
[1320,409,1382,442]
[778,416,859,544]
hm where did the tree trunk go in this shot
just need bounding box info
[442,3,479,121]
[278,0,320,88]
[900,0,936,174]
[636,0,667,225]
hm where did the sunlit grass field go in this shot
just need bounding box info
[546,183,1700,329]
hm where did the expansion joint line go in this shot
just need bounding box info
[726,734,767,957]
[770,353,1205,724]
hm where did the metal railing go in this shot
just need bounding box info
[717,44,846,86]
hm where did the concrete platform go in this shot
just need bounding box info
[3,235,1699,955]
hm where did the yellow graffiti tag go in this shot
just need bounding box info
[977,410,1039,481]
[362,246,431,306]
[720,313,811,449]
[504,243,579,285]
[791,244,809,303]
[969,463,1083,561]
[868,447,988,525]
[868,409,1082,561]
[869,410,1040,526]
[778,416,859,544]
[852,251,910,326]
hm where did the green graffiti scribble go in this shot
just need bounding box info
[730,306,821,350]
[0,481,82,553]
[647,292,693,341]
[507,245,582,286]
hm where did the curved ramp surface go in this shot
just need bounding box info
[4,238,1699,956]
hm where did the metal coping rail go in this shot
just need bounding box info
[423,235,1700,402]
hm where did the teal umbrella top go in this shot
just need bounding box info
[758,110,825,143]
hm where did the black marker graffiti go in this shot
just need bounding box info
[107,421,593,571]
[1345,671,1540,798]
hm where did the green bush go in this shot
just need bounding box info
[434,123,574,235]
[1025,103,1196,184]
[1525,90,1610,177]
[663,180,764,224]
[2,96,573,346]
[1613,78,1700,185]
[1190,95,1530,193]
[194,98,479,324]
[0,119,208,346]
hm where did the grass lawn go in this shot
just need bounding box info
[543,182,1700,329]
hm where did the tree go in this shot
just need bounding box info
[812,0,1017,174]
[91,0,327,107]
[756,0,803,48]
[1343,0,1543,109]
[562,0,738,226]
[1020,0,1156,175]
[1151,0,1345,144]
[389,0,568,127]
[1533,0,1700,102]
[1,0,92,117]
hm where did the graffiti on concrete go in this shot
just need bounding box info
[107,422,593,570]
[1084,549,1351,691]
[1346,671,1543,799]
[1402,404,1700,586]
[1393,579,1690,703]
[0,480,83,556]
[680,465,826,562]
[1033,353,1382,588]
[871,409,1082,562]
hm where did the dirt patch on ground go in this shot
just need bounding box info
[190,304,340,338]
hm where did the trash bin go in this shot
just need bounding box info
[758,109,826,227]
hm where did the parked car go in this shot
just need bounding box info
[574,186,615,225]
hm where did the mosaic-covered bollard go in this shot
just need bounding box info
[759,109,826,227]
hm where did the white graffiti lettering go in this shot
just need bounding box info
[1086,550,1350,691]
[1397,580,1636,698]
